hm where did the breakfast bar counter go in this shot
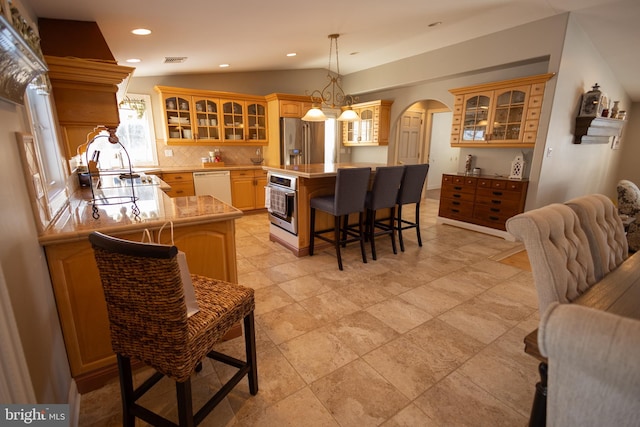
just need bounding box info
[40,184,244,393]
[263,163,386,256]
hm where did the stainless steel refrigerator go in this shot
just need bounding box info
[280,118,325,165]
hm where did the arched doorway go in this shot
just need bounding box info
[393,99,459,193]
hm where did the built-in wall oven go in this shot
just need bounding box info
[267,172,297,235]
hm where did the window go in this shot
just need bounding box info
[116,94,158,166]
[23,79,69,227]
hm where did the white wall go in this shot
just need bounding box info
[617,102,640,184]
[532,14,631,208]
[0,101,71,403]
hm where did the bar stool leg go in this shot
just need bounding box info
[309,207,316,256]
[369,209,377,260]
[415,202,422,247]
[397,204,405,252]
[358,212,367,264]
[335,216,343,270]
[389,206,398,254]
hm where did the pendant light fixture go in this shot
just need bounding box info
[302,34,358,122]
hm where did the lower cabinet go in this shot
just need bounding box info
[162,172,195,197]
[231,169,267,210]
[439,174,528,230]
[44,220,238,393]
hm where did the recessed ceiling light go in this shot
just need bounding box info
[286,53,297,57]
[219,64,230,68]
[126,58,141,63]
[131,28,151,35]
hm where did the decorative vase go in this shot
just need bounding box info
[611,101,620,119]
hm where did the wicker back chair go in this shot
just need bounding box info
[89,231,257,426]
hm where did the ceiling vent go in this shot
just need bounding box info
[163,56,187,64]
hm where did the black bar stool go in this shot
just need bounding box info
[309,167,371,270]
[364,165,406,260]
[395,163,430,251]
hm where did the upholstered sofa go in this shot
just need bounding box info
[539,303,640,427]
[617,179,640,252]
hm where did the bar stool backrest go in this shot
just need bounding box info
[368,166,406,210]
[397,164,430,205]
[334,167,372,216]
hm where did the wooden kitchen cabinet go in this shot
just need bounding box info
[159,92,223,144]
[162,172,195,197]
[449,73,554,148]
[231,169,267,211]
[44,219,239,393]
[342,100,393,146]
[155,86,268,146]
[439,174,528,231]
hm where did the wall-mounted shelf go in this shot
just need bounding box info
[0,14,47,104]
[574,116,626,144]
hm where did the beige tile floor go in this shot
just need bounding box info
[79,197,540,426]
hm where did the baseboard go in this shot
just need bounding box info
[68,380,80,427]
[436,216,517,241]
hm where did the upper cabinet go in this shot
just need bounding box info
[449,73,554,148]
[342,100,393,146]
[155,86,268,146]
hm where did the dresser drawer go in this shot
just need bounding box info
[441,186,476,202]
[442,175,477,194]
[439,199,474,220]
[475,187,524,203]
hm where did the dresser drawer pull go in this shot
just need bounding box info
[452,209,460,213]
[454,186,462,190]
[490,208,500,212]
[452,201,461,206]
[492,191,503,196]
[489,216,500,221]
[453,194,461,198]
[491,200,502,204]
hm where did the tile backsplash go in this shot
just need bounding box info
[155,139,263,167]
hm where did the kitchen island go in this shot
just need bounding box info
[40,181,243,393]
[262,163,386,256]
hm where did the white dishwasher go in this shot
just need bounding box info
[193,171,232,204]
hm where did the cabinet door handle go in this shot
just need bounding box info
[491,200,502,204]
[492,191,503,196]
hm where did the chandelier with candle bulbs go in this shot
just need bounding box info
[302,34,359,122]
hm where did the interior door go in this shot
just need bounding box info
[397,110,423,165]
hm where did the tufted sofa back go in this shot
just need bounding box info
[506,203,597,315]
[566,194,628,280]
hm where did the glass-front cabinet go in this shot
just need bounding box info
[194,98,221,142]
[246,102,267,141]
[461,87,528,143]
[449,73,554,148]
[342,100,393,146]
[222,100,245,141]
[155,86,268,146]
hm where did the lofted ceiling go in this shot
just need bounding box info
[22,0,640,101]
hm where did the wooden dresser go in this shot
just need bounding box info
[439,174,528,231]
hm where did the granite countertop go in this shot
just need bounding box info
[39,184,243,246]
[262,162,387,178]
[141,164,266,174]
